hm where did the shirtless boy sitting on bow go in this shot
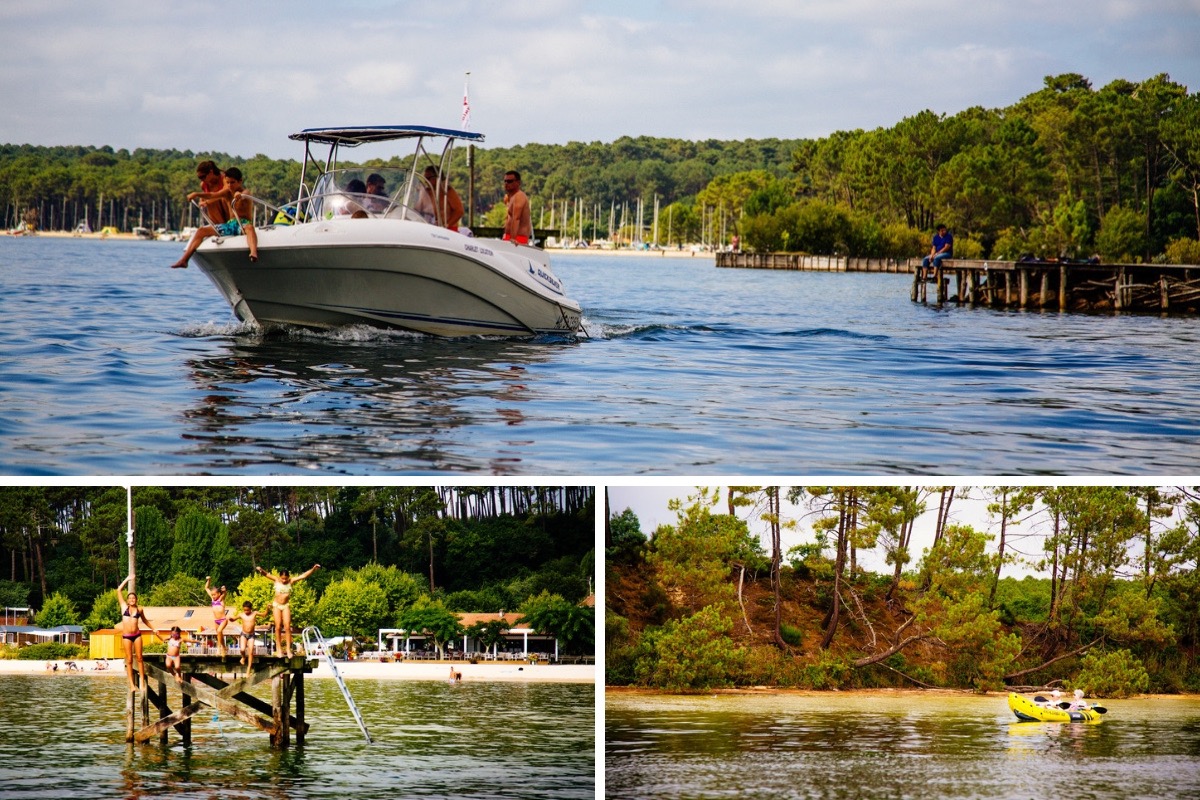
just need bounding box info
[170,166,259,268]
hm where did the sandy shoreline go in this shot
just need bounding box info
[9,230,150,241]
[546,246,715,260]
[0,658,595,683]
[11,230,717,259]
[606,685,1198,699]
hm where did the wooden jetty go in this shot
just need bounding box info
[714,251,1200,313]
[715,252,908,273]
[912,259,1200,313]
[127,653,316,748]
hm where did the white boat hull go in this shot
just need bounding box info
[192,219,582,337]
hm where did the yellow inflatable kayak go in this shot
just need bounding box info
[1008,692,1106,723]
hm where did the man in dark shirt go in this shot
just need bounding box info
[922,224,953,269]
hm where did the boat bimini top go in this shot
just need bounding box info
[288,125,485,147]
[287,125,485,227]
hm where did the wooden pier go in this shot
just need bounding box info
[912,259,1200,313]
[716,250,1200,312]
[127,654,316,748]
[715,252,909,273]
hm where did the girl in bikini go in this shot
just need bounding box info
[204,576,231,656]
[255,563,320,657]
[164,626,185,684]
[116,576,165,692]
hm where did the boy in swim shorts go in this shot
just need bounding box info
[233,601,265,677]
[170,167,259,268]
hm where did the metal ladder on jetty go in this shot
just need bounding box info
[302,626,372,743]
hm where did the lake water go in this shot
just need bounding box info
[0,674,594,799]
[3,237,1199,475]
[606,691,1200,799]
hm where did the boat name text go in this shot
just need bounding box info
[533,266,562,292]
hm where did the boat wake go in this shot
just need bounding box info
[176,320,259,338]
[176,319,584,345]
[589,321,888,343]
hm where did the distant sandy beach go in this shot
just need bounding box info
[0,658,595,683]
[545,245,715,260]
[12,229,717,259]
[7,230,146,241]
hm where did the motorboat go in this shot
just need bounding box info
[191,125,583,338]
[1007,692,1106,723]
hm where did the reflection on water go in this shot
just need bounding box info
[606,692,1200,800]
[0,676,593,799]
[179,333,567,473]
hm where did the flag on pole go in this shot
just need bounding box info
[461,73,471,130]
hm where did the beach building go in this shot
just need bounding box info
[378,605,588,662]
[0,624,84,647]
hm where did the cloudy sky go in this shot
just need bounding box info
[607,485,997,575]
[2,1,1198,160]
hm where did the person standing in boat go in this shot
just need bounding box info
[255,563,320,657]
[502,170,532,245]
[422,166,464,232]
[170,167,260,268]
[921,223,953,270]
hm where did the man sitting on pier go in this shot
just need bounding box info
[921,224,953,270]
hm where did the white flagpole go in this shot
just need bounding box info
[463,71,475,226]
[461,72,471,130]
[126,486,136,591]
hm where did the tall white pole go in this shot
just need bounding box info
[126,486,136,591]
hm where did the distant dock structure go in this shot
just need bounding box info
[128,653,315,748]
[911,259,1200,313]
[715,252,908,273]
[716,251,1200,313]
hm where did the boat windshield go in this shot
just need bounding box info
[305,167,427,222]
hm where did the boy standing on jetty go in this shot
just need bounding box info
[233,601,265,677]
[170,166,259,268]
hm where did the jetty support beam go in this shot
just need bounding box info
[127,655,313,749]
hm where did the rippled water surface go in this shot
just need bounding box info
[3,237,1199,474]
[606,692,1200,800]
[0,674,593,799]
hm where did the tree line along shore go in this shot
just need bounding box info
[1,486,596,663]
[3,73,1199,263]
[606,487,1200,695]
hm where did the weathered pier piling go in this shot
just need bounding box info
[128,654,315,748]
[912,259,1200,313]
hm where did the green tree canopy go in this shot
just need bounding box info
[34,591,79,628]
[315,577,390,639]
